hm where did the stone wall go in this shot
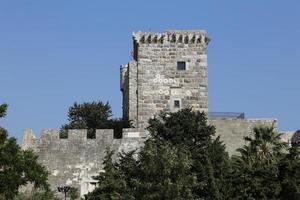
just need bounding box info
[22,128,145,197]
[22,118,281,197]
[280,131,296,146]
[209,118,277,155]
[121,61,138,127]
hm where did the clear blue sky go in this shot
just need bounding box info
[1,1,299,142]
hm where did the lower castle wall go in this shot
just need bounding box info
[22,118,279,197]
[22,128,146,197]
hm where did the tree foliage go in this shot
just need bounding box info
[135,140,196,200]
[87,108,230,200]
[0,104,50,199]
[61,101,131,138]
[147,108,230,199]
[86,148,134,200]
[14,189,59,200]
[0,103,7,118]
[67,187,81,200]
[229,126,300,199]
[278,144,300,199]
[87,108,300,200]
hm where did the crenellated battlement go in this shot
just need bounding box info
[133,30,210,45]
[22,128,146,150]
[21,128,146,196]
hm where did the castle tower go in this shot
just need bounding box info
[121,30,210,128]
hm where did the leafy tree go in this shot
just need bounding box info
[67,187,80,200]
[0,103,7,118]
[207,136,231,199]
[87,109,300,200]
[61,101,131,138]
[88,108,230,200]
[14,189,58,200]
[147,108,230,199]
[61,101,112,138]
[278,144,300,199]
[135,140,196,200]
[85,148,134,200]
[230,126,288,199]
[0,104,50,199]
[87,142,197,200]
[109,118,132,139]
[116,150,139,197]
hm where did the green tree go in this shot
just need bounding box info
[109,118,132,139]
[14,189,58,200]
[67,187,80,200]
[147,108,230,199]
[135,140,196,200]
[61,101,112,138]
[0,103,7,118]
[86,148,134,200]
[0,104,50,199]
[230,126,287,199]
[278,144,300,199]
[89,108,230,200]
[61,101,131,138]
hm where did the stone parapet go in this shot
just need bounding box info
[21,128,146,197]
[133,30,210,45]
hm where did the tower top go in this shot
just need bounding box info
[132,29,210,45]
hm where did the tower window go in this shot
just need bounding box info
[177,62,186,70]
[174,100,181,108]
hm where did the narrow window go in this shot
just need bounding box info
[174,100,181,108]
[177,61,186,70]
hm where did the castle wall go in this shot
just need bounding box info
[210,118,277,155]
[22,120,280,197]
[22,128,145,197]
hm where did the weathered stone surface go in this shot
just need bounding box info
[121,30,209,128]
[280,131,294,145]
[21,128,36,150]
[209,118,277,155]
[22,129,145,196]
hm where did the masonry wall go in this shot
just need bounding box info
[209,118,277,155]
[22,118,280,197]
[121,61,138,127]
[135,31,209,128]
[22,128,145,197]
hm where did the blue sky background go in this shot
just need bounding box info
[0,1,299,142]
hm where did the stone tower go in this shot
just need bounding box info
[121,30,210,128]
